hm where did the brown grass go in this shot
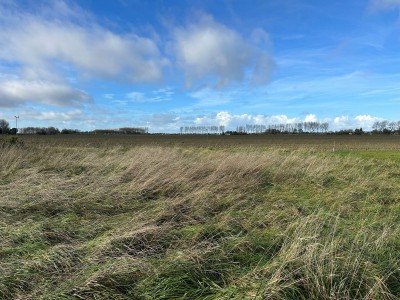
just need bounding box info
[0,139,399,299]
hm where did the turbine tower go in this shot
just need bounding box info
[14,115,19,133]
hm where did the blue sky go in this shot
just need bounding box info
[0,0,400,132]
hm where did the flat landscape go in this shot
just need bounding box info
[16,133,400,150]
[1,134,399,299]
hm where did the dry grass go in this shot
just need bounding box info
[0,139,399,299]
[16,133,400,150]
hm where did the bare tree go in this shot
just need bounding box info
[372,121,380,132]
[388,122,396,132]
[380,121,388,132]
[321,122,329,133]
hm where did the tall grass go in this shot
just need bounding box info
[0,142,399,299]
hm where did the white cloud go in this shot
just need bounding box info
[0,1,169,108]
[0,80,91,107]
[330,115,384,130]
[195,112,270,127]
[351,115,384,130]
[0,107,86,129]
[266,114,298,124]
[193,111,300,128]
[304,114,318,122]
[354,114,384,129]
[333,115,349,127]
[193,112,233,127]
[216,111,235,126]
[0,2,167,84]
[173,14,274,87]
[354,114,382,122]
[32,109,83,121]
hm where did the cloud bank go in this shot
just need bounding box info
[0,4,167,83]
[0,80,91,107]
[0,2,275,109]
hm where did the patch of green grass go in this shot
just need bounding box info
[335,149,400,160]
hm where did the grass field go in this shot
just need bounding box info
[1,134,400,299]
[15,133,400,150]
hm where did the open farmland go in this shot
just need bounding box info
[1,135,400,299]
[16,133,400,150]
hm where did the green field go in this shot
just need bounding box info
[1,135,400,299]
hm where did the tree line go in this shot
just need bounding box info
[236,122,330,134]
[178,122,330,135]
[17,126,149,135]
[180,120,400,135]
[20,127,61,135]
[2,118,400,135]
[372,121,400,134]
[92,127,149,134]
[0,121,149,135]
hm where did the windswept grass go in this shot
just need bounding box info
[1,140,399,299]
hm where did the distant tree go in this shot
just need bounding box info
[20,127,36,134]
[93,129,119,134]
[61,129,80,134]
[354,128,363,135]
[336,129,354,135]
[388,121,396,132]
[382,128,391,135]
[380,121,388,132]
[236,126,246,133]
[46,127,60,135]
[119,127,148,134]
[0,119,10,134]
[36,128,47,135]
[225,130,247,135]
[372,121,380,132]
[9,128,17,135]
[265,128,281,134]
[321,122,329,133]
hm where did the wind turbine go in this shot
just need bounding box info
[14,115,19,133]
